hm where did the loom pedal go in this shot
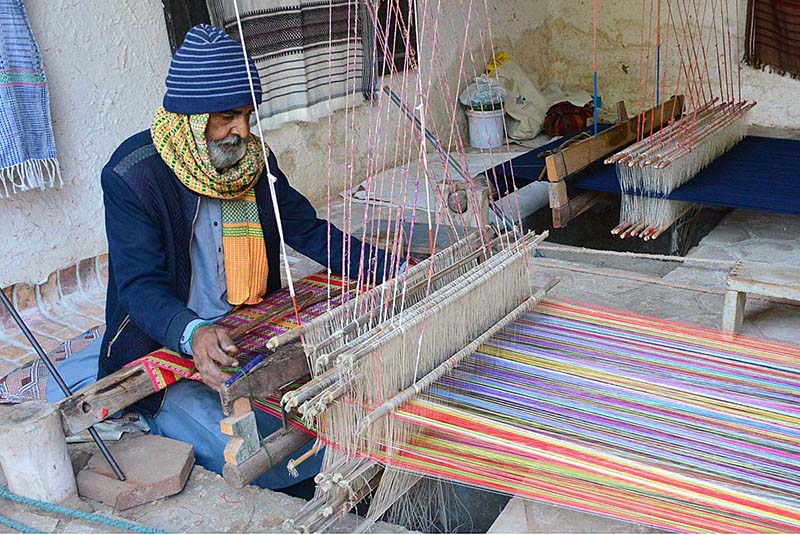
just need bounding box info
[723,260,800,334]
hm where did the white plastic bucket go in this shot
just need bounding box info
[466,108,504,149]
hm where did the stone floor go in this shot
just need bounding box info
[1,206,799,533]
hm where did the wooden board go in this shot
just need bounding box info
[545,95,684,184]
[726,261,800,301]
[59,339,311,434]
[551,191,613,229]
[59,363,156,437]
[219,340,310,416]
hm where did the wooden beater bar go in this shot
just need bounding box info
[545,96,684,228]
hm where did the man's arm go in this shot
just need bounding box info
[102,167,198,352]
[268,152,390,281]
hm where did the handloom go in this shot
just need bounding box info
[182,0,800,532]
[276,294,800,532]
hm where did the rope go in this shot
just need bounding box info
[0,513,40,533]
[0,487,164,534]
[230,0,302,326]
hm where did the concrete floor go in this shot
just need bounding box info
[1,207,798,533]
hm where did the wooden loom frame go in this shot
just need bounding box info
[545,95,685,228]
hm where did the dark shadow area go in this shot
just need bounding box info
[522,198,731,256]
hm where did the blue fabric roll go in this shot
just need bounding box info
[490,134,800,215]
[163,24,262,115]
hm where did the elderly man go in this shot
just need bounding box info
[47,24,387,493]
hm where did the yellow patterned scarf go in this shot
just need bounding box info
[151,106,268,305]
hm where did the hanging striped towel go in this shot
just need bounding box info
[207,0,365,129]
[0,0,61,198]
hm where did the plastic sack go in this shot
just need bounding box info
[488,53,549,140]
[459,74,507,110]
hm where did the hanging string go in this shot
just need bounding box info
[231,0,303,325]
[593,0,599,137]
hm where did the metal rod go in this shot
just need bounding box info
[0,289,126,481]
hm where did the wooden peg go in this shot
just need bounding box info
[220,397,260,466]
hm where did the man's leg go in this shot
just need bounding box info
[144,379,322,490]
[44,338,102,403]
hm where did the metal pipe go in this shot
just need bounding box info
[0,289,126,481]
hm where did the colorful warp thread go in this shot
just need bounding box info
[342,299,800,533]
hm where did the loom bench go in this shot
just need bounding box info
[722,260,800,333]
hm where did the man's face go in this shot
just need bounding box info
[204,105,254,169]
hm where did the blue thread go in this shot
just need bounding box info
[0,486,164,534]
[593,71,599,138]
[0,513,40,533]
[656,45,661,105]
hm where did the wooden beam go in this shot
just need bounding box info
[551,191,611,228]
[59,339,311,435]
[219,340,311,416]
[222,427,312,488]
[59,363,156,438]
[545,95,684,184]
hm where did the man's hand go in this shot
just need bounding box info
[191,324,239,391]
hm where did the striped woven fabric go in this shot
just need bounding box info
[350,299,800,533]
[129,271,355,391]
[0,0,61,197]
[746,0,800,79]
[208,0,365,129]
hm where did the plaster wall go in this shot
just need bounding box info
[0,0,172,288]
[1,0,543,287]
[540,0,800,128]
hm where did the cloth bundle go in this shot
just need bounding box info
[745,0,800,79]
[207,0,365,129]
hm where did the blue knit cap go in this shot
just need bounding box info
[163,24,262,115]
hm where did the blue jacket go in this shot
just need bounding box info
[99,130,385,414]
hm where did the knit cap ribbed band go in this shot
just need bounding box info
[163,24,262,115]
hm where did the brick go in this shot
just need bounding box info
[36,272,64,314]
[58,265,80,296]
[0,287,14,331]
[78,258,101,295]
[96,255,109,286]
[77,435,195,511]
[0,505,60,533]
[61,293,105,321]
[0,343,33,362]
[11,283,37,315]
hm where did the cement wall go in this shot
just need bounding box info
[0,0,172,288]
[541,0,800,128]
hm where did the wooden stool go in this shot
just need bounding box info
[722,261,800,334]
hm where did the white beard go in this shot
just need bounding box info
[206,135,247,170]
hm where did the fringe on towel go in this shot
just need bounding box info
[0,158,62,199]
